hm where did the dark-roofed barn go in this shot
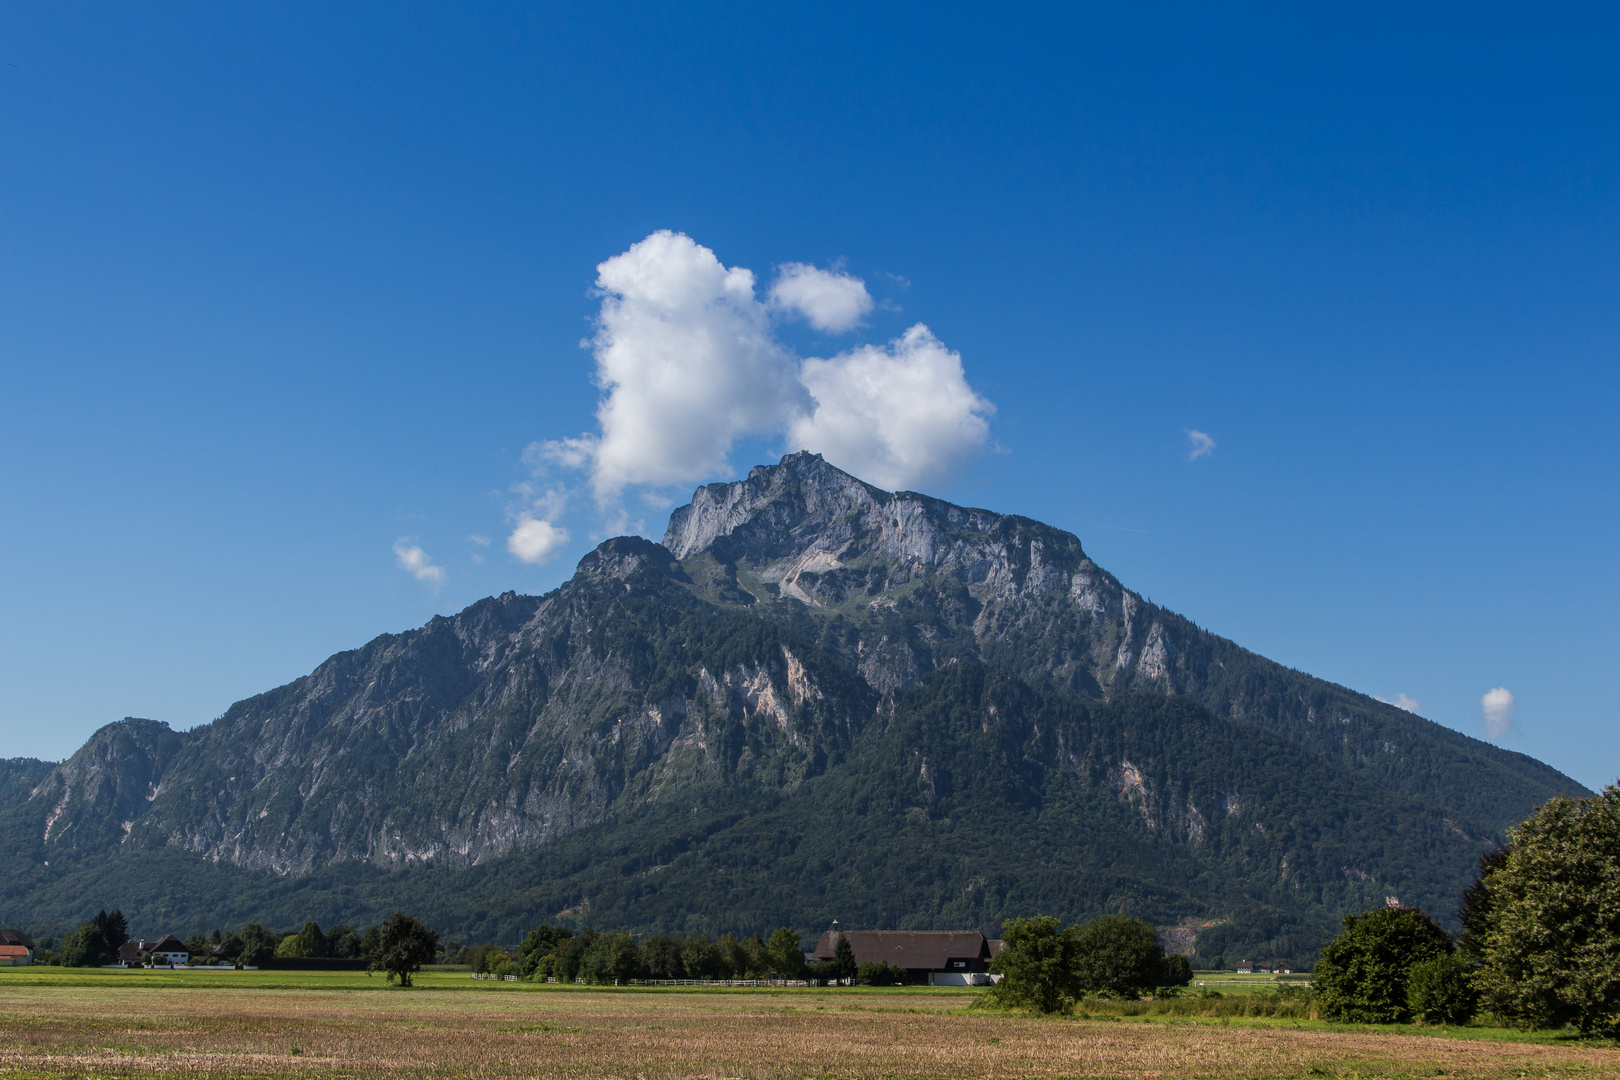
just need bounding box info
[811,930,993,983]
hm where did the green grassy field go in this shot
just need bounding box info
[2,967,1616,1078]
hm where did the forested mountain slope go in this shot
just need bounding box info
[0,454,1586,965]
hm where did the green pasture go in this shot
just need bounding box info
[0,966,1605,1047]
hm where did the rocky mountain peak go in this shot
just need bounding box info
[660,452,1091,602]
[662,452,886,562]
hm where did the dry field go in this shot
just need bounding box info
[3,976,1619,1079]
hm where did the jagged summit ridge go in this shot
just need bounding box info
[663,451,1105,610]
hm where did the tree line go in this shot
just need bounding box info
[991,782,1620,1037]
[35,910,440,986]
[462,926,883,984]
[1310,784,1620,1034]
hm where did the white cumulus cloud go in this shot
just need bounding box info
[1482,687,1517,737]
[1376,693,1421,714]
[507,517,569,565]
[791,324,994,491]
[1186,429,1216,461]
[545,230,996,505]
[768,263,873,333]
[393,539,446,588]
[565,230,807,501]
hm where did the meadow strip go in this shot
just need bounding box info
[2,977,1619,1079]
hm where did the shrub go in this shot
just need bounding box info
[857,961,909,986]
[1313,907,1452,1023]
[1153,953,1193,991]
[1406,953,1478,1025]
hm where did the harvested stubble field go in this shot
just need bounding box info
[2,971,1618,1080]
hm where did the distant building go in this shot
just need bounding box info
[1236,960,1254,973]
[116,941,143,966]
[146,935,189,967]
[0,945,30,967]
[0,929,34,961]
[810,929,994,983]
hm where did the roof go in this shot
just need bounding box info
[811,931,989,970]
[117,942,142,959]
[0,945,29,958]
[148,935,188,953]
[0,929,35,950]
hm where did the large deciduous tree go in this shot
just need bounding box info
[372,911,439,988]
[765,927,807,980]
[989,915,1080,1013]
[1313,907,1452,1023]
[1471,788,1620,1034]
[1071,914,1170,1000]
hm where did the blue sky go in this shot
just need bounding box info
[2,3,1616,790]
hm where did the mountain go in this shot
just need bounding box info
[0,453,1586,965]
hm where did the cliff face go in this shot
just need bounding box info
[40,540,860,875]
[22,719,184,859]
[668,453,1576,831]
[0,453,1587,954]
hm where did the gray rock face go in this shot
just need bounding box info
[26,718,183,858]
[6,538,862,874]
[660,453,1581,833]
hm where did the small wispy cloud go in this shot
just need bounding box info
[393,539,446,589]
[1375,693,1421,714]
[1482,687,1517,737]
[1186,430,1216,461]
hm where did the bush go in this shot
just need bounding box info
[467,945,512,974]
[857,961,909,986]
[1406,953,1478,1025]
[1314,907,1452,1024]
[1153,953,1193,991]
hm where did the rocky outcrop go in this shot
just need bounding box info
[25,718,185,858]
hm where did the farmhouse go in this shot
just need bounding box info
[146,935,190,967]
[811,928,997,984]
[0,929,34,959]
[116,941,143,966]
[0,945,30,967]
